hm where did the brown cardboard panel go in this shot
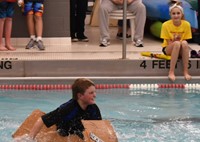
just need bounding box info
[12,109,118,142]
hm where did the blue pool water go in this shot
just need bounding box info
[0,88,200,142]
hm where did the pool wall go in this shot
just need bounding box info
[0,59,199,77]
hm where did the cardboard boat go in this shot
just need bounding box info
[12,109,118,142]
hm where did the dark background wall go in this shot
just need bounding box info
[12,0,70,37]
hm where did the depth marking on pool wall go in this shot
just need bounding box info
[139,60,200,69]
[0,61,12,70]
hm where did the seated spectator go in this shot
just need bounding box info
[160,1,192,81]
[99,0,146,47]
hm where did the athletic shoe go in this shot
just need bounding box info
[71,37,78,42]
[117,33,131,40]
[135,40,143,47]
[78,35,89,42]
[36,40,45,50]
[26,39,36,49]
[99,39,110,47]
[116,33,123,39]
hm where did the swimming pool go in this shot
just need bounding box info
[1,87,200,142]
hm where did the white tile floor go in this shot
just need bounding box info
[0,25,199,61]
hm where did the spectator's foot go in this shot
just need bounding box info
[99,39,110,47]
[26,39,36,49]
[0,46,8,51]
[168,74,176,82]
[184,73,192,81]
[78,35,89,42]
[72,37,78,42]
[116,33,123,39]
[36,40,45,50]
[134,40,143,47]
[6,45,16,51]
[127,34,131,38]
[116,33,131,40]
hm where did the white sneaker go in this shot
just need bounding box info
[99,39,110,47]
[134,40,143,47]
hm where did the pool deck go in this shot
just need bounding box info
[0,25,200,84]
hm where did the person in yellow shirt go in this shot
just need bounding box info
[160,2,192,82]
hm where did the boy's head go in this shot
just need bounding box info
[72,78,95,100]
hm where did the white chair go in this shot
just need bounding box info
[109,10,135,41]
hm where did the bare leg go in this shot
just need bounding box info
[0,18,8,51]
[27,14,35,36]
[167,41,181,82]
[5,18,16,50]
[34,15,43,38]
[34,16,43,37]
[181,41,191,80]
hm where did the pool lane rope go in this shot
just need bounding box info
[0,84,199,90]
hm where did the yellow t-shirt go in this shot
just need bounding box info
[160,20,192,47]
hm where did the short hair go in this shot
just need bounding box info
[72,78,95,100]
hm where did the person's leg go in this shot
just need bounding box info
[117,20,131,39]
[180,41,191,80]
[4,17,15,50]
[116,20,123,39]
[5,2,15,50]
[128,0,146,46]
[99,0,117,45]
[33,2,44,39]
[117,20,123,34]
[27,13,35,37]
[34,15,43,40]
[0,18,8,51]
[165,41,181,81]
[70,0,77,40]
[34,14,45,50]
[24,2,37,49]
[1,2,15,51]
[77,0,88,41]
[33,2,45,50]
[25,14,36,48]
[126,19,131,36]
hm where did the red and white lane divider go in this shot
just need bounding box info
[0,84,72,90]
[0,84,199,90]
[129,84,200,89]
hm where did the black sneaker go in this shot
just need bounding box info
[116,33,123,39]
[117,33,131,40]
[78,35,89,42]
